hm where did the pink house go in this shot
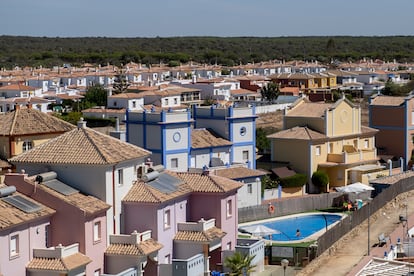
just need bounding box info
[0,184,55,276]
[26,243,91,276]
[4,171,110,276]
[122,168,242,275]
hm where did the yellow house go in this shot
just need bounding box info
[267,96,385,192]
[0,106,75,170]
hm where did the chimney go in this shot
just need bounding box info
[202,165,210,176]
[77,117,87,129]
[145,158,153,169]
[27,103,32,109]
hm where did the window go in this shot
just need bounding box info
[174,98,178,104]
[118,169,123,185]
[113,101,117,107]
[226,242,232,250]
[171,158,178,169]
[242,150,249,161]
[93,221,101,242]
[328,143,333,154]
[315,146,321,156]
[132,101,136,108]
[45,224,50,247]
[364,139,369,149]
[94,269,101,276]
[226,199,232,217]
[10,235,19,257]
[240,127,247,136]
[164,210,171,229]
[164,99,169,106]
[22,141,33,152]
[247,184,253,194]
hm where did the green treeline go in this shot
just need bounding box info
[1,35,414,68]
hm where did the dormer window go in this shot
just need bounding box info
[22,141,33,152]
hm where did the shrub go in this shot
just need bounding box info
[280,173,307,188]
[311,171,329,187]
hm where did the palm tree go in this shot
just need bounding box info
[224,252,256,276]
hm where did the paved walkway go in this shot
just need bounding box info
[296,190,414,276]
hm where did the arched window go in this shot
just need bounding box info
[22,141,33,152]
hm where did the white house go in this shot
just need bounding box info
[9,118,151,238]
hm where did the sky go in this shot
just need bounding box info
[1,0,414,38]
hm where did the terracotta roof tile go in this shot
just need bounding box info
[0,107,75,136]
[123,174,192,203]
[213,167,267,179]
[191,129,232,149]
[0,185,55,230]
[174,227,226,242]
[9,125,151,165]
[25,176,110,215]
[286,101,333,117]
[370,95,406,106]
[124,171,242,203]
[177,172,243,193]
[27,253,91,271]
[0,84,37,91]
[105,238,162,256]
[267,126,327,140]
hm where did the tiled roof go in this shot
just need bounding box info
[26,253,91,271]
[0,159,11,168]
[267,126,327,140]
[123,175,192,203]
[0,107,75,136]
[105,238,162,256]
[0,84,37,91]
[174,226,226,242]
[286,101,333,117]
[124,171,242,203]
[9,125,151,165]
[25,176,110,215]
[177,172,243,193]
[108,93,144,99]
[191,129,232,149]
[0,185,55,230]
[213,167,267,179]
[370,95,406,106]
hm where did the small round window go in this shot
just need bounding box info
[240,127,247,136]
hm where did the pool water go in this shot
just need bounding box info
[249,213,341,241]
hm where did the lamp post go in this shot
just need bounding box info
[281,258,289,276]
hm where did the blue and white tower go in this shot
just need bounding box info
[193,105,257,169]
[126,108,193,171]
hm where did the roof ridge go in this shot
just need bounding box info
[80,128,110,163]
[9,108,18,135]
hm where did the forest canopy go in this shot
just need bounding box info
[1,36,414,68]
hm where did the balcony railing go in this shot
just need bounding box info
[326,149,377,164]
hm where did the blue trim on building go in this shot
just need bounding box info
[404,100,408,170]
[161,122,167,167]
[125,108,130,142]
[369,125,405,130]
[143,110,147,148]
[232,141,255,147]
[194,115,258,120]
[252,117,256,169]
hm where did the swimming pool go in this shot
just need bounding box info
[240,213,343,242]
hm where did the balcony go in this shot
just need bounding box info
[327,149,377,164]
